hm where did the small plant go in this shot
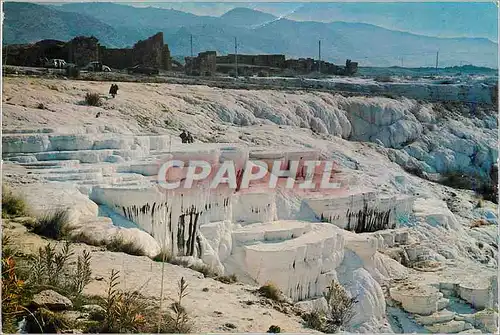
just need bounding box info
[258,282,282,301]
[159,277,192,333]
[102,269,121,331]
[2,234,15,259]
[156,252,220,279]
[97,270,192,333]
[216,274,238,284]
[303,309,324,331]
[153,250,173,263]
[106,235,146,256]
[267,325,282,333]
[68,250,92,296]
[303,281,357,333]
[85,92,102,106]
[167,257,190,267]
[31,209,73,240]
[27,242,92,298]
[2,255,26,333]
[189,263,218,278]
[37,103,45,109]
[323,280,357,333]
[29,242,73,288]
[2,186,27,218]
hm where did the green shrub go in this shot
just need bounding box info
[303,310,324,330]
[85,92,102,106]
[28,242,92,297]
[267,325,282,333]
[303,280,357,333]
[323,280,357,333]
[31,209,73,240]
[2,186,27,218]
[258,282,282,301]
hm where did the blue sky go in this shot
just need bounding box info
[35,1,499,41]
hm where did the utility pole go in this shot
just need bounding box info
[234,37,238,78]
[190,34,193,58]
[318,40,321,74]
[435,51,439,72]
[189,34,193,75]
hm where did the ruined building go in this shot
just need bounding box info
[100,33,171,70]
[185,51,358,77]
[3,32,172,70]
[67,36,99,67]
[185,51,217,76]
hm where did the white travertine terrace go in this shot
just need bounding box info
[2,78,498,333]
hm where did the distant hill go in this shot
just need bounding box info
[3,2,129,47]
[219,8,277,28]
[3,2,498,68]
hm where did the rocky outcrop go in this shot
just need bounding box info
[32,290,73,310]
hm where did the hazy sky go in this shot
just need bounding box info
[25,1,500,41]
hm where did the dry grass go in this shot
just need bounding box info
[258,282,282,301]
[31,209,74,240]
[154,251,221,279]
[303,280,357,333]
[91,270,192,333]
[2,186,28,218]
[85,92,102,106]
[215,274,238,284]
[106,235,146,256]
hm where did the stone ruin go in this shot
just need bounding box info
[3,32,172,70]
[67,36,99,67]
[185,51,359,77]
[185,51,217,76]
[100,32,171,70]
[3,39,67,67]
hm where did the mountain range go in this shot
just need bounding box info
[3,2,498,68]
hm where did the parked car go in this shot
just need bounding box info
[82,61,111,72]
[127,65,159,75]
[44,59,67,69]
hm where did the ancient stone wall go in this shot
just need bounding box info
[132,32,163,68]
[162,45,172,71]
[4,32,172,70]
[216,54,285,68]
[3,40,67,67]
[67,36,99,67]
[100,32,172,70]
[99,47,135,69]
[185,51,217,76]
[285,58,315,73]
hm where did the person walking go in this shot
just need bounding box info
[109,84,119,98]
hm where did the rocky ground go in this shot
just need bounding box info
[3,219,311,333]
[2,76,498,333]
